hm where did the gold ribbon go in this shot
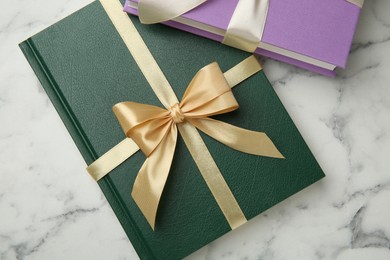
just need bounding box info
[91,0,284,230]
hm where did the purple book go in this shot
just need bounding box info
[124,0,362,76]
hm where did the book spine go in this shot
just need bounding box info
[19,38,155,260]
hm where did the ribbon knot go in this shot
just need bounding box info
[170,103,185,123]
[110,61,284,229]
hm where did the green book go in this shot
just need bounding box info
[19,1,325,259]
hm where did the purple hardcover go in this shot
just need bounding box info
[124,0,361,76]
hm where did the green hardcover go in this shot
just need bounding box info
[19,1,325,259]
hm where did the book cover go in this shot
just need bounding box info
[125,0,362,76]
[20,0,325,259]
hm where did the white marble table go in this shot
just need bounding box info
[1,0,390,259]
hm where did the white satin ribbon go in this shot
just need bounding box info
[138,0,206,24]
[136,0,362,54]
[137,0,268,53]
[222,0,269,53]
[346,0,364,8]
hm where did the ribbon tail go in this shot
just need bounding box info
[131,125,178,230]
[189,118,284,159]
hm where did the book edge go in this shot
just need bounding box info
[19,38,155,260]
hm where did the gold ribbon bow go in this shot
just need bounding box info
[112,62,283,229]
[90,0,284,231]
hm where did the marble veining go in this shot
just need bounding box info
[1,0,389,259]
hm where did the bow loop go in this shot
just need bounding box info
[180,62,239,118]
[113,102,172,156]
